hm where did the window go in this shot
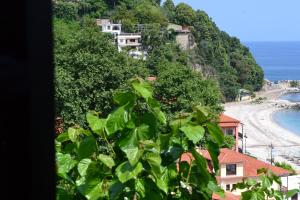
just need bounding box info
[119,39,124,43]
[107,26,111,30]
[129,39,136,43]
[225,128,234,136]
[226,164,237,175]
[113,26,120,30]
[226,184,230,191]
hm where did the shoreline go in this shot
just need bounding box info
[224,83,300,170]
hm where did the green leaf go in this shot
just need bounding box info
[56,132,70,143]
[55,141,61,152]
[207,140,220,172]
[86,112,106,135]
[109,180,124,200]
[191,149,210,185]
[169,114,192,133]
[208,181,224,198]
[286,189,299,198]
[161,146,184,166]
[260,175,272,189]
[156,168,169,194]
[115,161,143,183]
[180,125,205,144]
[113,91,136,106]
[206,123,224,146]
[105,106,129,136]
[193,106,209,123]
[155,109,167,124]
[78,158,92,177]
[78,136,97,159]
[56,152,78,175]
[68,127,80,142]
[135,179,146,198]
[77,178,104,200]
[56,186,73,200]
[119,129,141,166]
[132,79,153,99]
[98,154,115,169]
[136,124,151,140]
[145,153,162,177]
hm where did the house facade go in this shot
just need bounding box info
[117,33,141,51]
[96,19,145,58]
[201,148,292,199]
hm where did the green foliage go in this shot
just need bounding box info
[233,168,299,200]
[162,0,175,21]
[275,162,296,175]
[53,1,79,20]
[174,3,196,26]
[222,135,236,149]
[56,78,225,199]
[53,0,108,20]
[290,81,299,88]
[54,20,149,126]
[188,10,264,101]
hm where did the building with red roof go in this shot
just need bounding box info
[219,114,241,152]
[201,148,291,196]
[180,148,291,199]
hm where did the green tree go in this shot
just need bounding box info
[154,62,222,115]
[174,3,196,26]
[162,0,175,21]
[290,81,299,88]
[56,78,225,199]
[53,1,79,20]
[134,0,168,26]
[54,20,149,126]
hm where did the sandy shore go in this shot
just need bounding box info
[224,83,300,170]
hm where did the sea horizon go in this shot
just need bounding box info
[244,41,300,81]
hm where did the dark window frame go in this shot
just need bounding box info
[226,164,237,175]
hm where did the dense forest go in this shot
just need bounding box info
[53,0,264,126]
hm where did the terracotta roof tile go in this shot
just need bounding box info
[219,114,240,123]
[212,192,240,200]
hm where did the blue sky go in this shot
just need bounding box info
[173,0,300,41]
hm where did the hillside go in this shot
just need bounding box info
[53,0,264,125]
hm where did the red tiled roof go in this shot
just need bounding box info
[201,148,291,177]
[219,114,240,128]
[219,114,240,123]
[212,192,240,200]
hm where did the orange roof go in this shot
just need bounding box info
[212,192,240,200]
[201,148,291,177]
[219,114,240,128]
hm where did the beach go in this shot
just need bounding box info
[224,82,300,169]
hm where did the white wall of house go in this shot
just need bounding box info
[101,24,122,35]
[282,175,300,200]
[117,34,141,50]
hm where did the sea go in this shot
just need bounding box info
[244,41,300,136]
